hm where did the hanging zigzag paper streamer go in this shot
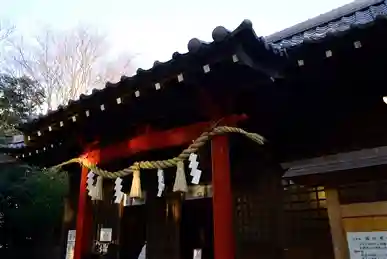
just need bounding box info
[157,169,165,197]
[86,171,96,198]
[114,177,124,204]
[189,153,202,185]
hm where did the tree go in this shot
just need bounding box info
[0,74,45,135]
[0,73,67,258]
[7,25,134,111]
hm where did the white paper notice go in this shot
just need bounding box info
[347,232,387,259]
[65,230,76,259]
[99,228,113,242]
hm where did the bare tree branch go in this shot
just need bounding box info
[0,21,15,43]
[5,24,135,111]
[0,21,16,73]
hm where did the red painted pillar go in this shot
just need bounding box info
[211,135,235,259]
[74,166,93,259]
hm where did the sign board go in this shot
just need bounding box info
[347,232,387,259]
[65,230,76,259]
[185,185,212,200]
[123,192,146,206]
[99,228,113,242]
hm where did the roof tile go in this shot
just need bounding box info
[268,0,387,49]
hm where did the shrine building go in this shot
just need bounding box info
[6,0,387,259]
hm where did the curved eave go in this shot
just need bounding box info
[18,20,284,135]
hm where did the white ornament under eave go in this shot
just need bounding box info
[189,153,202,185]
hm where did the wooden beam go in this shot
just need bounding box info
[326,188,349,259]
[211,135,235,259]
[83,114,246,164]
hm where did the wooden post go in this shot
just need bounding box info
[74,166,93,259]
[326,188,349,259]
[211,135,235,259]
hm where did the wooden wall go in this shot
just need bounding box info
[325,179,387,259]
[341,202,387,232]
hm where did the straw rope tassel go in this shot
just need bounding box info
[93,176,104,200]
[173,160,188,192]
[129,169,142,198]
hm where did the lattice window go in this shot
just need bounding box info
[282,180,327,218]
[282,179,333,259]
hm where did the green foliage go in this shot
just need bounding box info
[0,165,69,246]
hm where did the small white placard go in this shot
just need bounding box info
[347,232,387,259]
[67,230,76,242]
[99,228,113,242]
[193,248,202,259]
[65,230,76,259]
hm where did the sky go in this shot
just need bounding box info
[0,0,355,70]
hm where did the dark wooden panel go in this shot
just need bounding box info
[339,179,387,204]
[119,205,146,259]
[146,191,181,259]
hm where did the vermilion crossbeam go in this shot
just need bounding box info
[83,114,247,164]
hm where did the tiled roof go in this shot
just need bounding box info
[267,0,387,49]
